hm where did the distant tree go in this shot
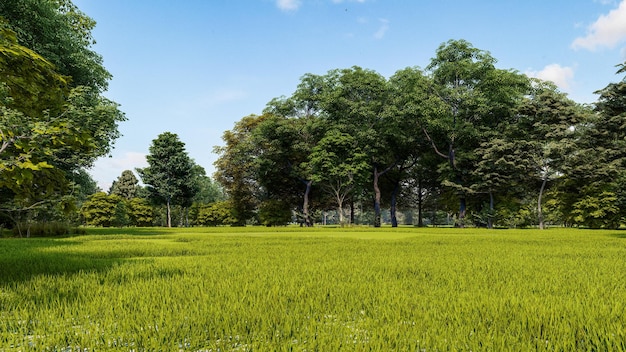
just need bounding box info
[126,197,154,227]
[425,39,529,227]
[195,201,236,226]
[137,132,196,227]
[81,192,120,227]
[109,170,140,200]
[214,115,266,225]
[562,62,626,228]
[308,130,369,225]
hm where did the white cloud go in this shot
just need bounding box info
[572,0,626,50]
[90,152,148,191]
[332,0,366,3]
[526,64,576,90]
[276,0,301,12]
[373,18,389,39]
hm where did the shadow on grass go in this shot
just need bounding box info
[82,227,172,236]
[0,237,124,285]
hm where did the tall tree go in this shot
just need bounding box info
[0,2,125,229]
[109,170,140,200]
[561,62,626,228]
[137,132,196,228]
[214,115,266,225]
[308,129,369,225]
[424,39,528,227]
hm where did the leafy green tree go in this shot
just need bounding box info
[0,0,111,92]
[308,129,369,225]
[126,197,154,227]
[385,67,443,227]
[424,39,529,227]
[81,192,120,227]
[258,199,292,226]
[195,201,235,226]
[137,132,196,228]
[214,115,267,225]
[264,78,330,226]
[0,2,124,230]
[109,170,140,199]
[561,61,626,228]
[317,67,391,227]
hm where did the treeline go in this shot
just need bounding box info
[214,40,626,229]
[81,132,227,229]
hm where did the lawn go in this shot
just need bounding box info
[1,226,626,350]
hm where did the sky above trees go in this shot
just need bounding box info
[73,0,626,190]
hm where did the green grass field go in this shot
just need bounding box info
[1,226,626,351]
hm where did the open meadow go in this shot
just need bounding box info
[1,226,626,351]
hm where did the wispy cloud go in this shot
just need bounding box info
[91,152,148,190]
[572,0,626,50]
[373,18,389,39]
[526,64,575,91]
[276,0,302,12]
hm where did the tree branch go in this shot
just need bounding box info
[422,127,448,159]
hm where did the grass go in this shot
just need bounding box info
[1,226,626,350]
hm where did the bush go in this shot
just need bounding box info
[11,222,86,237]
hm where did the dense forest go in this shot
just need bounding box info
[1,1,625,234]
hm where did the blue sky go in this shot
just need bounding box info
[73,0,626,190]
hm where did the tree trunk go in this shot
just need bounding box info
[166,197,172,228]
[538,176,547,230]
[373,167,382,227]
[417,178,424,227]
[337,203,344,226]
[458,196,466,228]
[350,197,355,225]
[302,180,312,227]
[487,191,494,229]
[390,181,399,227]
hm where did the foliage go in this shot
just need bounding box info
[137,132,197,227]
[109,170,140,199]
[126,197,154,227]
[0,1,124,231]
[2,227,626,349]
[193,201,236,226]
[80,192,121,227]
[258,199,292,226]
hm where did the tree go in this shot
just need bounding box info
[0,2,125,230]
[137,132,196,228]
[308,129,369,226]
[81,192,120,227]
[126,197,154,227]
[560,61,626,228]
[424,39,529,227]
[109,170,140,199]
[516,80,586,229]
[214,115,267,225]
[317,67,390,227]
[264,76,330,226]
[0,0,111,92]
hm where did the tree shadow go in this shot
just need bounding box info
[0,237,124,285]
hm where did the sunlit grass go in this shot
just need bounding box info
[1,227,626,350]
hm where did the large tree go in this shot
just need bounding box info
[424,39,529,227]
[308,129,369,226]
[137,132,196,228]
[214,115,267,225]
[109,170,140,200]
[0,1,125,229]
